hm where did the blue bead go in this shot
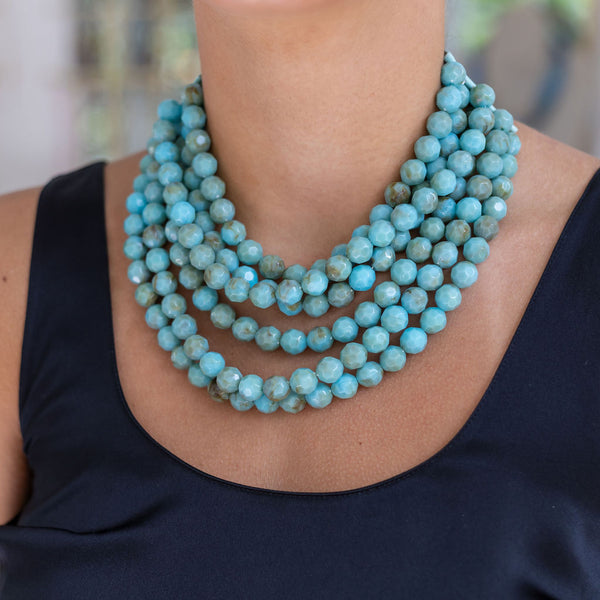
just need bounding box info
[128,260,151,284]
[154,141,180,164]
[200,175,225,200]
[445,220,471,246]
[328,283,355,308]
[459,129,486,155]
[135,282,157,308]
[450,177,467,201]
[124,235,146,259]
[486,130,510,155]
[492,175,513,200]
[307,327,333,352]
[182,105,206,129]
[391,204,420,231]
[203,262,230,289]
[390,258,417,285]
[221,220,246,245]
[372,246,395,271]
[158,162,183,186]
[406,237,432,263]
[195,211,215,232]
[431,168,457,196]
[305,383,333,409]
[279,392,306,414]
[455,197,482,223]
[450,109,468,134]
[255,326,281,351]
[468,107,495,134]
[188,364,211,388]
[411,187,438,214]
[501,154,518,178]
[171,314,197,340]
[237,239,263,265]
[179,265,203,290]
[332,316,358,343]
[433,198,457,222]
[374,281,401,308]
[420,307,447,334]
[259,254,285,279]
[191,152,218,178]
[157,99,182,122]
[238,374,264,402]
[369,204,394,223]
[352,224,370,238]
[183,334,209,360]
[177,223,204,248]
[426,157,447,179]
[426,111,453,138]
[399,327,428,354]
[283,264,307,282]
[380,346,407,372]
[447,150,475,178]
[470,83,496,107]
[280,329,307,355]
[210,303,236,329]
[153,119,177,142]
[439,133,460,158]
[340,342,368,370]
[263,376,290,401]
[325,255,351,282]
[200,352,226,377]
[451,261,479,288]
[380,305,409,334]
[276,279,303,305]
[356,362,383,387]
[185,129,212,154]
[145,305,169,330]
[441,61,466,85]
[417,264,444,291]
[188,190,210,212]
[414,135,441,163]
[277,299,303,316]
[142,224,166,248]
[362,326,389,353]
[494,108,514,132]
[420,217,445,243]
[316,357,344,384]
[142,202,167,226]
[346,236,373,264]
[126,192,147,214]
[290,368,318,395]
[349,265,376,291]
[192,285,218,311]
[400,159,427,185]
[384,181,411,207]
[477,152,504,179]
[392,230,411,251]
[145,248,170,273]
[368,220,396,247]
[229,393,255,412]
[232,317,258,341]
[401,286,428,314]
[354,302,382,328]
[432,240,459,268]
[331,374,359,400]
[436,85,462,113]
[254,395,280,414]
[302,269,329,296]
[216,248,239,272]
[482,196,507,221]
[249,281,277,308]
[152,270,177,296]
[463,237,490,263]
[209,198,235,224]
[311,258,327,272]
[467,174,493,200]
[157,326,179,351]
[435,283,462,311]
[303,295,329,318]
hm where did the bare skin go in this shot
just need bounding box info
[1,0,599,523]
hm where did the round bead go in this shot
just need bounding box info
[254,395,279,414]
[177,223,204,248]
[391,258,417,285]
[302,269,329,296]
[224,277,251,303]
[354,302,382,328]
[482,196,507,221]
[231,316,258,342]
[380,305,409,334]
[332,316,359,343]
[171,314,197,339]
[400,159,427,186]
[356,362,383,387]
[161,293,186,318]
[326,255,352,282]
[414,135,441,163]
[371,246,395,271]
[385,181,411,207]
[445,220,471,246]
[349,265,376,292]
[316,357,344,384]
[331,374,359,400]
[447,150,475,178]
[279,393,306,414]
[190,244,216,270]
[406,237,432,263]
[192,286,218,311]
[145,248,170,273]
[473,215,499,241]
[467,175,493,200]
[346,236,373,264]
[135,282,157,308]
[249,281,277,309]
[362,326,390,354]
[417,264,444,291]
[237,240,263,265]
[216,367,242,394]
[305,383,333,409]
[373,281,401,308]
[420,307,447,334]
[468,107,495,134]
[276,279,303,305]
[183,334,209,360]
[435,283,462,311]
[255,326,281,351]
[340,343,368,370]
[204,262,230,290]
[191,152,218,177]
[328,283,354,308]
[157,326,179,351]
[451,261,479,288]
[145,305,169,330]
[427,111,453,138]
[128,260,151,284]
[380,346,407,372]
[391,203,420,232]
[455,197,482,223]
[399,327,428,354]
[369,204,393,223]
[436,85,462,113]
[303,295,329,318]
[470,83,496,107]
[188,364,211,388]
[199,352,225,377]
[463,237,490,264]
[431,169,457,196]
[459,129,486,156]
[259,255,285,279]
[280,329,307,355]
[263,376,290,401]
[290,368,318,395]
[411,187,438,214]
[238,374,264,402]
[401,286,428,314]
[368,220,396,247]
[307,327,333,352]
[210,303,236,329]
[229,393,255,412]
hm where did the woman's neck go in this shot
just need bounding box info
[193,1,446,264]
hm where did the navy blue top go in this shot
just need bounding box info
[1,161,599,599]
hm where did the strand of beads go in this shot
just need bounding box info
[124,50,520,413]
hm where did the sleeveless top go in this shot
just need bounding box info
[0,160,599,599]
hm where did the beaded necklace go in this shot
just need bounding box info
[123,50,520,414]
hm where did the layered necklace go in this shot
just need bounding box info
[123,50,520,414]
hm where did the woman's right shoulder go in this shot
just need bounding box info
[0,183,43,525]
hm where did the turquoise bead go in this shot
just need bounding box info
[203,262,230,289]
[340,343,368,370]
[371,246,395,271]
[128,260,151,284]
[439,133,459,158]
[420,307,447,334]
[311,258,327,272]
[303,295,329,318]
[302,269,329,296]
[179,265,203,290]
[455,84,470,108]
[445,219,471,246]
[192,286,218,311]
[473,215,499,241]
[290,368,318,395]
[401,286,428,314]
[352,225,370,238]
[145,247,170,273]
[411,187,438,214]
[157,99,182,122]
[468,107,494,134]
[224,277,250,303]
[384,181,411,206]
[153,270,177,296]
[221,220,246,245]
[470,83,495,107]
[420,217,445,243]
[369,204,393,223]
[374,281,401,307]
[399,327,428,354]
[417,264,444,291]
[191,152,218,177]
[356,362,383,387]
[278,299,303,316]
[390,258,417,285]
[124,236,146,260]
[392,230,411,251]
[436,85,462,113]
[157,326,179,351]
[190,243,215,270]
[501,154,518,178]
[124,215,145,237]
[477,152,504,179]
[283,264,307,282]
[135,283,157,308]
[391,203,420,232]
[177,223,204,248]
[459,129,486,156]
[492,175,513,199]
[181,105,206,129]
[144,182,163,203]
[249,281,277,308]
[509,132,521,156]
[431,169,457,196]
[349,265,376,291]
[183,334,209,360]
[305,383,333,409]
[362,326,389,354]
[195,211,215,232]
[332,316,358,343]
[368,220,396,247]
[463,237,490,263]
[232,317,258,341]
[255,326,281,351]
[279,392,306,414]
[200,351,226,377]
[414,135,441,163]
[435,283,462,311]
[233,265,258,287]
[188,364,211,388]
[451,261,478,288]
[276,279,303,305]
[238,374,264,402]
[426,157,447,179]
[143,224,166,248]
[210,303,236,329]
[486,130,510,155]
[328,283,354,307]
[433,198,457,222]
[466,175,493,200]
[254,395,279,414]
[406,237,432,263]
[380,305,409,333]
[155,141,180,164]
[161,292,186,318]
[153,119,177,142]
[482,196,507,221]
[199,175,225,200]
[450,177,467,200]
[171,348,191,370]
[426,111,453,138]
[263,376,289,401]
[380,346,407,372]
[447,150,474,177]
[326,255,352,281]
[259,254,285,279]
[209,197,235,224]
[441,61,466,85]
[229,393,255,412]
[158,162,183,185]
[354,302,382,328]
[216,367,242,393]
[455,197,482,223]
[126,192,147,214]
[450,109,468,134]
[331,374,359,400]
[400,159,427,186]
[280,329,307,355]
[316,357,344,384]
[307,327,333,352]
[145,305,169,330]
[493,108,514,132]
[346,236,373,264]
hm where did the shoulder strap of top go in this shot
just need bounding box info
[19,161,108,446]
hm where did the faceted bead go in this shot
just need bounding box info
[380,346,407,372]
[199,351,225,377]
[177,223,204,248]
[391,203,420,232]
[249,281,277,308]
[477,152,504,179]
[232,316,259,341]
[467,175,493,200]
[411,187,438,214]
[380,305,409,333]
[450,109,468,134]
[188,364,211,388]
[432,240,459,268]
[182,105,206,129]
[468,107,495,135]
[431,169,457,196]
[399,327,428,354]
[209,197,235,224]
[263,376,290,401]
[316,357,344,384]
[441,61,466,85]
[493,108,514,132]
[459,129,486,156]
[259,254,285,279]
[414,135,441,163]
[280,329,307,355]
[433,198,457,222]
[200,175,225,201]
[276,279,303,305]
[145,305,169,330]
[340,343,368,370]
[400,159,427,185]
[473,215,499,241]
[445,219,472,246]
[238,374,264,402]
[128,260,151,285]
[463,237,490,264]
[439,133,460,158]
[237,239,263,265]
[346,236,374,264]
[124,215,145,237]
[436,85,462,113]
[192,286,218,311]
[303,295,329,318]
[124,235,146,260]
[161,293,186,318]
[447,150,475,178]
[157,99,182,122]
[191,152,218,177]
[450,177,467,200]
[417,264,444,291]
[158,162,184,186]
[492,176,513,200]
[470,83,496,107]
[486,130,510,155]
[362,326,389,354]
[420,217,445,243]
[255,326,281,351]
[356,362,383,387]
[369,204,393,223]
[204,262,230,290]
[420,307,447,334]
[391,258,417,286]
[153,119,177,143]
[508,132,521,155]
[171,346,192,370]
[216,367,242,393]
[349,265,376,291]
[368,220,396,247]
[482,196,507,221]
[354,302,382,328]
[426,111,453,138]
[305,383,333,409]
[326,255,353,284]
[157,326,179,351]
[279,392,306,414]
[229,393,255,412]
[328,283,354,308]
[392,230,411,251]
[283,263,307,282]
[135,282,157,308]
[501,154,518,178]
[435,283,462,311]
[401,286,428,314]
[254,395,280,414]
[221,220,246,246]
[224,277,250,303]
[190,243,215,270]
[302,269,329,296]
[384,181,411,207]
[451,261,479,288]
[331,374,359,400]
[332,316,358,343]
[371,246,395,271]
[374,281,401,308]
[311,258,327,272]
[289,368,318,395]
[426,157,447,179]
[456,197,482,223]
[210,303,236,329]
[307,327,333,352]
[406,237,432,263]
[183,334,209,360]
[278,300,303,316]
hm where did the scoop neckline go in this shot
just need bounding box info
[101,160,600,498]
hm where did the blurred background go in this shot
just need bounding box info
[1,0,599,194]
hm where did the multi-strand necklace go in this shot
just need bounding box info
[123,50,520,414]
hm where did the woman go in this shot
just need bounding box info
[1,0,599,597]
